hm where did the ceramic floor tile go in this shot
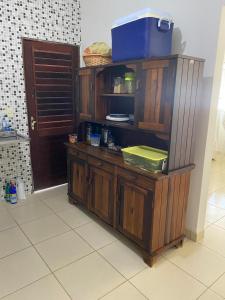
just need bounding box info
[56,206,92,228]
[208,176,225,194]
[99,240,147,279]
[38,185,67,201]
[0,227,30,258]
[41,194,73,213]
[2,275,70,300]
[164,239,225,286]
[208,188,225,210]
[6,193,42,210]
[0,209,17,232]
[55,252,125,300]
[0,247,50,298]
[21,214,70,244]
[100,282,147,300]
[199,225,225,257]
[36,231,93,271]
[215,216,225,230]
[198,289,223,300]
[9,200,53,224]
[130,257,205,300]
[75,222,116,250]
[211,272,225,298]
[205,204,225,224]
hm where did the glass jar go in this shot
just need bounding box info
[124,72,135,94]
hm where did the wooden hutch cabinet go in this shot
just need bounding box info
[67,55,204,266]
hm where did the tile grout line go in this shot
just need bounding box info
[16,218,73,300]
[0,194,74,300]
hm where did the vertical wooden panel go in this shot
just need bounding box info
[168,58,204,171]
[168,58,184,170]
[179,61,195,167]
[184,62,201,165]
[175,173,186,237]
[174,59,189,169]
[165,176,175,244]
[170,174,181,241]
[181,172,191,233]
[155,68,163,123]
[144,69,157,122]
[190,62,204,163]
[158,178,169,247]
[151,180,163,252]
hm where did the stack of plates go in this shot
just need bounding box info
[106,114,130,122]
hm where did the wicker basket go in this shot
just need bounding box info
[83,54,112,66]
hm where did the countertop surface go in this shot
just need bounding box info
[66,142,176,181]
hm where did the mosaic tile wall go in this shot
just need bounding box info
[0,0,81,198]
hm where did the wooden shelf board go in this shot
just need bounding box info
[100,93,135,98]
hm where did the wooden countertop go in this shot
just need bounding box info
[66,143,195,181]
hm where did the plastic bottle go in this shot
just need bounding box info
[17,178,26,200]
[9,179,17,204]
[4,180,10,202]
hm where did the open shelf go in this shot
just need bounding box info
[100,93,135,98]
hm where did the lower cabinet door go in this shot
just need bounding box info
[68,155,86,205]
[117,178,153,249]
[89,166,114,225]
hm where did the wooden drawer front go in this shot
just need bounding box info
[117,167,154,191]
[88,156,114,173]
[68,148,86,160]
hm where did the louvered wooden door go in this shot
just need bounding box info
[136,60,172,133]
[23,39,79,190]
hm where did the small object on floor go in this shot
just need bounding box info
[4,180,10,202]
[9,179,17,204]
[17,178,26,200]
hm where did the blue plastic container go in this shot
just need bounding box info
[111,8,174,62]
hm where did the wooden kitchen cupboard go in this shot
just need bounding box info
[67,55,204,266]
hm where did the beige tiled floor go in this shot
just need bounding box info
[1,157,225,300]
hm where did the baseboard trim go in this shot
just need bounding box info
[185,229,205,242]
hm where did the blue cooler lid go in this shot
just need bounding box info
[112,8,173,28]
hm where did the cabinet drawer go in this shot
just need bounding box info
[88,156,114,173]
[117,167,154,191]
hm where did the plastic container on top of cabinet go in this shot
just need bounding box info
[111,8,174,62]
[122,145,168,173]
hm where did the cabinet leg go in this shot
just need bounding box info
[175,239,184,249]
[144,255,157,267]
[69,197,78,205]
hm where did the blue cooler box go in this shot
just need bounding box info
[111,8,174,62]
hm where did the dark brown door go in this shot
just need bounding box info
[117,178,153,249]
[67,154,87,206]
[78,68,94,121]
[23,39,79,190]
[136,60,171,133]
[88,166,114,225]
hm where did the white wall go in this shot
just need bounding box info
[0,0,81,197]
[80,0,225,237]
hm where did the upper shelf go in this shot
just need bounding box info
[100,93,135,98]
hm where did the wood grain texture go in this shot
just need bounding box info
[23,39,79,190]
[168,58,204,171]
[89,166,114,225]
